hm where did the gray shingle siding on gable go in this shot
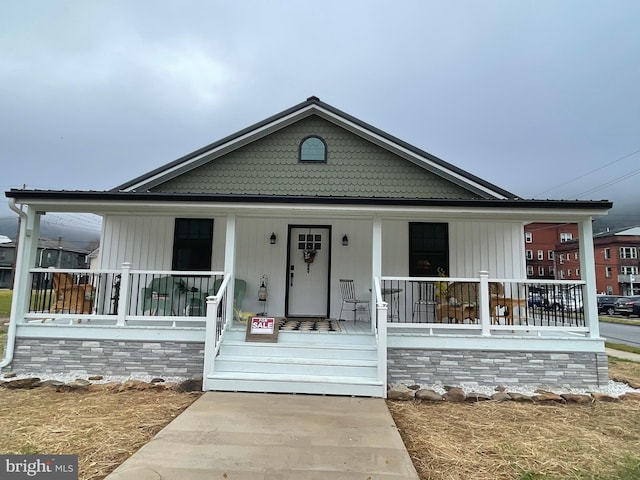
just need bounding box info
[151,116,478,199]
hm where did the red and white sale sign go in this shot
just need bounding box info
[250,317,275,334]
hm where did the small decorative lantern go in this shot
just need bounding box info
[342,234,349,246]
[258,279,268,301]
[269,232,277,245]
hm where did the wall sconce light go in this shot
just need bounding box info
[269,232,277,245]
[342,234,349,246]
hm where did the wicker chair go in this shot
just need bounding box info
[436,281,503,323]
[50,272,95,314]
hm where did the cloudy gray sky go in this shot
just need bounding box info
[2,1,639,230]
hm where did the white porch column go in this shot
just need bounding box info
[224,214,237,321]
[116,262,131,326]
[371,216,383,332]
[10,206,41,325]
[579,218,600,338]
[372,216,387,395]
[478,270,491,336]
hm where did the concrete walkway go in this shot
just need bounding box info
[105,391,419,480]
[606,347,640,362]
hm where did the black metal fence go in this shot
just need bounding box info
[29,270,224,317]
[380,278,586,327]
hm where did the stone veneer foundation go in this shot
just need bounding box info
[387,349,609,389]
[4,340,610,391]
[4,338,205,378]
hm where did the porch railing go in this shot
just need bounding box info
[373,277,388,395]
[379,273,590,336]
[203,275,232,380]
[23,265,225,327]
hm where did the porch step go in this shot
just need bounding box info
[224,325,375,345]
[219,340,377,361]
[208,334,382,396]
[214,355,378,377]
[205,372,384,397]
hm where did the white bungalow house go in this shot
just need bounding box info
[3,96,612,397]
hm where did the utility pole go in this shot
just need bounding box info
[56,236,63,268]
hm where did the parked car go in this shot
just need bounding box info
[548,293,583,312]
[613,296,640,317]
[527,293,550,309]
[596,295,622,316]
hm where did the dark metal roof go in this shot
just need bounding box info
[112,96,518,199]
[5,189,613,211]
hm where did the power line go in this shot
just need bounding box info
[575,166,640,199]
[533,147,640,197]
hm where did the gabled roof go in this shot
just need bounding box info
[594,226,640,238]
[113,96,517,200]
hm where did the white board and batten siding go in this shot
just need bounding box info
[381,219,525,279]
[235,216,373,319]
[99,215,226,270]
[98,214,526,318]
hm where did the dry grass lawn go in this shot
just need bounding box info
[389,358,640,480]
[0,385,200,480]
[0,357,639,480]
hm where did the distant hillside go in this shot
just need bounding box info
[593,200,640,234]
[0,214,100,251]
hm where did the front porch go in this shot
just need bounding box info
[2,263,608,397]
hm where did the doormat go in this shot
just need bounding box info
[279,319,341,332]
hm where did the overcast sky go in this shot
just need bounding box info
[2,1,639,230]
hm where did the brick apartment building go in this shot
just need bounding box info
[524,222,579,280]
[526,223,640,296]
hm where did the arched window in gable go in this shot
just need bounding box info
[299,136,327,163]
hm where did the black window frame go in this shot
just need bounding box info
[172,218,214,271]
[409,222,449,277]
[299,135,328,163]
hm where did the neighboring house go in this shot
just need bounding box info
[556,226,640,296]
[2,96,612,396]
[0,236,15,289]
[524,222,579,280]
[0,237,89,289]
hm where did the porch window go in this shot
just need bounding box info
[525,231,532,243]
[548,250,554,260]
[538,266,545,276]
[299,136,327,163]
[527,265,534,276]
[172,218,214,271]
[604,248,611,259]
[537,250,544,260]
[605,266,612,278]
[409,222,449,276]
[526,250,533,260]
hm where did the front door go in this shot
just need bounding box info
[286,226,331,317]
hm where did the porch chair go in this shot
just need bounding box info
[412,282,437,322]
[490,287,529,325]
[437,281,503,323]
[50,272,95,314]
[339,279,370,323]
[141,276,182,316]
[210,278,247,313]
